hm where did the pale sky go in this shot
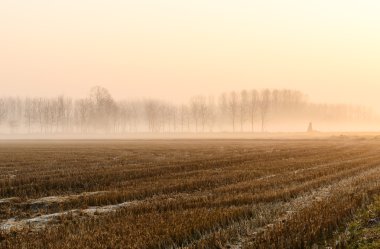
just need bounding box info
[0,0,380,110]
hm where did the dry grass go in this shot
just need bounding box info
[1,138,380,248]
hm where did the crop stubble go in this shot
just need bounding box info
[1,138,380,248]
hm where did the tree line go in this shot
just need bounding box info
[0,86,374,134]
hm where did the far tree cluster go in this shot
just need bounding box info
[0,86,374,134]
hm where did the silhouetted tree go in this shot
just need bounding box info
[259,89,271,132]
[0,99,7,126]
[0,87,376,134]
[228,91,238,132]
[249,90,259,132]
[240,90,248,132]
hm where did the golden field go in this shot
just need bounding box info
[1,138,380,248]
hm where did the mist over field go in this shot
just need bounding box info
[0,86,378,137]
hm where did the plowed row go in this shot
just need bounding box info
[1,139,380,248]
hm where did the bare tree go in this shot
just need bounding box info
[228,92,238,132]
[89,86,116,132]
[55,96,65,132]
[117,101,131,133]
[0,87,376,134]
[179,104,188,132]
[249,90,259,132]
[259,89,271,132]
[197,96,208,132]
[35,98,45,133]
[190,97,200,132]
[128,101,140,132]
[240,90,248,132]
[63,97,73,132]
[207,96,216,132]
[0,99,7,125]
[167,104,178,133]
[145,100,159,132]
[180,104,191,132]
[75,98,92,133]
[24,98,34,133]
[218,93,228,131]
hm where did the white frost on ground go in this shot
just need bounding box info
[0,197,20,204]
[0,200,136,232]
[83,201,135,215]
[0,191,110,206]
[28,191,110,205]
[0,212,72,231]
[0,191,194,232]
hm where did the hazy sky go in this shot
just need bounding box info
[1,1,380,109]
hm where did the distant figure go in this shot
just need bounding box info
[307,122,313,133]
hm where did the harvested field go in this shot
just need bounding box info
[1,138,380,248]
